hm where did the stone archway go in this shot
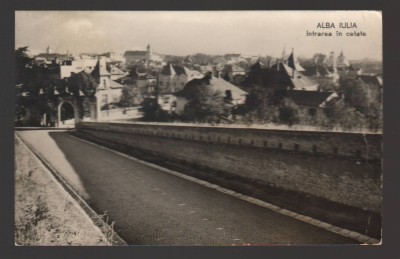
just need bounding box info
[56,98,80,127]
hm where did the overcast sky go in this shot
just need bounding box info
[15,11,382,60]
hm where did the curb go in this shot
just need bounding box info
[16,133,127,246]
[70,133,381,245]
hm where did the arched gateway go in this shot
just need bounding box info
[54,96,98,127]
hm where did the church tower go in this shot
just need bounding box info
[146,44,152,58]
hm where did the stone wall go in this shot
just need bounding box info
[76,122,382,212]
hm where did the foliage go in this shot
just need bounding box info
[67,71,98,97]
[139,98,170,122]
[312,53,327,66]
[119,85,142,107]
[180,81,227,123]
[191,53,214,65]
[15,46,34,86]
[277,99,300,126]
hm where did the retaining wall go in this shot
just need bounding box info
[76,122,382,212]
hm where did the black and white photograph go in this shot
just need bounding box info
[14,10,383,246]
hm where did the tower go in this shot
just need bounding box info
[46,46,51,54]
[146,44,152,57]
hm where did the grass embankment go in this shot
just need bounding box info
[15,136,110,246]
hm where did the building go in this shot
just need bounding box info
[285,90,342,121]
[124,44,164,67]
[174,73,248,114]
[246,49,319,92]
[34,46,71,65]
[224,54,247,64]
[158,64,203,94]
[91,57,124,109]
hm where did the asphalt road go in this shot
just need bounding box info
[17,130,356,245]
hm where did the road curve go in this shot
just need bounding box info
[17,130,356,245]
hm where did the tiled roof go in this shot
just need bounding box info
[282,64,319,90]
[358,75,383,87]
[161,64,202,77]
[108,65,125,75]
[109,80,124,89]
[175,75,248,100]
[210,77,248,98]
[286,51,306,72]
[124,51,148,57]
[161,64,176,75]
[91,59,110,78]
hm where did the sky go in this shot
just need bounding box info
[15,11,382,60]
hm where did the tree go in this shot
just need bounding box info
[119,85,142,107]
[140,98,170,122]
[181,80,226,123]
[278,98,300,126]
[15,46,34,86]
[339,78,369,113]
[67,71,98,97]
[312,53,327,66]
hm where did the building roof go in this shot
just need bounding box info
[108,65,125,75]
[287,90,338,107]
[175,75,248,100]
[358,75,383,87]
[183,55,193,63]
[286,50,306,72]
[91,59,110,78]
[124,50,148,57]
[210,76,248,98]
[115,76,136,85]
[109,80,125,89]
[161,64,202,77]
[226,64,246,73]
[35,53,70,61]
[282,63,319,90]
[161,64,177,75]
[225,54,241,58]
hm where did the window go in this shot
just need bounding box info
[103,79,107,87]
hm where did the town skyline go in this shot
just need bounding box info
[16,11,382,61]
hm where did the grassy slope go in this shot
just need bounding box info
[15,136,110,246]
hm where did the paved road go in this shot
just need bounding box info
[17,130,356,245]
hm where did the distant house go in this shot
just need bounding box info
[174,74,248,114]
[124,44,164,67]
[302,65,340,88]
[108,65,126,80]
[91,57,124,108]
[34,46,71,65]
[224,64,246,78]
[158,64,203,94]
[246,49,319,91]
[325,50,355,76]
[224,54,247,64]
[285,90,343,120]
